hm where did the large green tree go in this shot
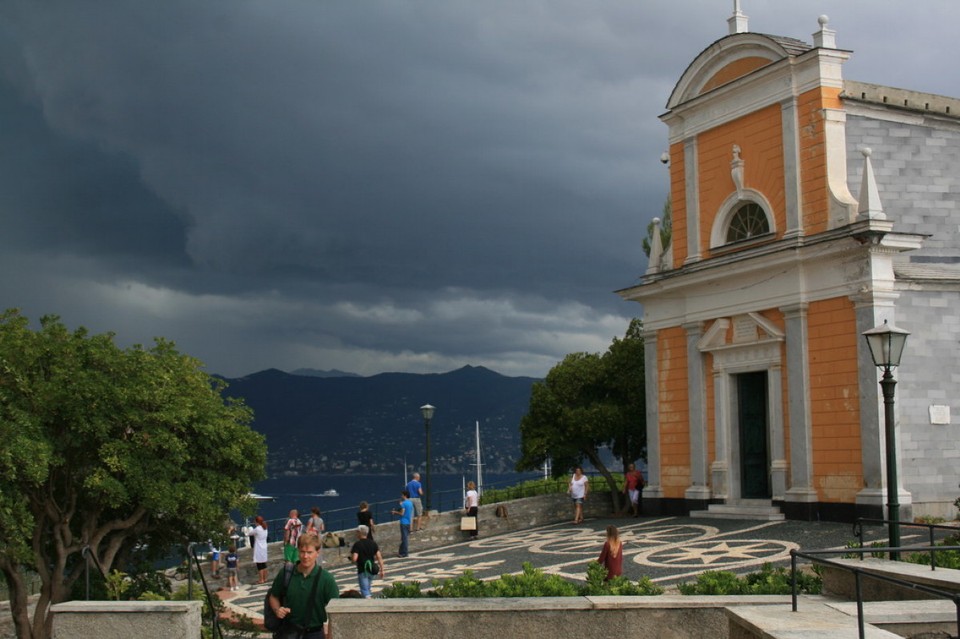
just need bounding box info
[0,311,267,639]
[516,319,646,512]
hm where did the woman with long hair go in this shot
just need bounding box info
[598,525,623,580]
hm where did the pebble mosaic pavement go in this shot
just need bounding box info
[215,515,894,622]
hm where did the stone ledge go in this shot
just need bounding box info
[726,602,901,639]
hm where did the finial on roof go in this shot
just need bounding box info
[813,14,837,48]
[646,218,664,275]
[857,147,886,221]
[728,0,749,35]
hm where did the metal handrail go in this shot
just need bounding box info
[253,474,580,538]
[853,517,960,569]
[187,542,223,639]
[81,545,108,600]
[790,546,960,639]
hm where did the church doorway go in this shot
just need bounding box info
[737,371,770,499]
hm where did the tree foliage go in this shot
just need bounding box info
[515,319,645,511]
[0,311,267,639]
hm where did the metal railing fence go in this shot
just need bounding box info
[789,545,960,639]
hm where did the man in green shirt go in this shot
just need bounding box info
[268,532,339,639]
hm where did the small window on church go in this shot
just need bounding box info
[725,202,769,243]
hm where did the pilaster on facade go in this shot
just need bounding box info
[683,138,702,265]
[767,364,786,501]
[852,292,903,499]
[781,303,815,502]
[642,326,663,499]
[684,321,709,492]
[780,98,803,239]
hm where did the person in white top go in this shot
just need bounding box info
[568,466,589,524]
[464,481,479,538]
[252,515,269,584]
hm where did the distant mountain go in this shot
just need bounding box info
[221,366,539,478]
[289,368,361,378]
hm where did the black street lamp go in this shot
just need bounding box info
[420,404,435,511]
[862,319,910,561]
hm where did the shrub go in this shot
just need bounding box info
[480,478,570,505]
[486,563,579,597]
[677,569,745,595]
[379,580,425,598]
[678,563,820,596]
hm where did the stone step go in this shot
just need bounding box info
[690,504,785,521]
[727,602,902,638]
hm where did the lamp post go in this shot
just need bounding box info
[862,320,909,561]
[420,404,435,511]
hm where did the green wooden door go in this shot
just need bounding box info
[738,371,770,499]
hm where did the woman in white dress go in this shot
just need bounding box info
[253,515,269,584]
[568,466,589,524]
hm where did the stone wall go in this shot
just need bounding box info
[50,600,201,639]
[327,595,791,639]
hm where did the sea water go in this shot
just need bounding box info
[246,472,540,533]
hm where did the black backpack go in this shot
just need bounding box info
[262,562,294,632]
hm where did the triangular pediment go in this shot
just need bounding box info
[698,313,784,351]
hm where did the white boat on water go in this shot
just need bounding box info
[320,489,339,497]
[247,492,275,501]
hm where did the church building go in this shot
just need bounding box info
[618,6,960,521]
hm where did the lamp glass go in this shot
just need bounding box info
[863,320,910,368]
[420,404,435,421]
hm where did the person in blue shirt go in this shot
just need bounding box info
[391,490,414,557]
[405,472,425,531]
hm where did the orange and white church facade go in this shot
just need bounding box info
[618,7,960,521]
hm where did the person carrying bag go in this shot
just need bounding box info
[267,532,339,639]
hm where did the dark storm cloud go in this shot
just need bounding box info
[0,1,956,376]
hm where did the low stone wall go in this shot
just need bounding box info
[818,557,960,602]
[327,595,793,639]
[223,490,618,583]
[50,600,201,639]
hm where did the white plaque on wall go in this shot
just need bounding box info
[929,404,951,425]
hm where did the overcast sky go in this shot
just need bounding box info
[0,1,956,378]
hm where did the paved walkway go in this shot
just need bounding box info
[217,514,893,622]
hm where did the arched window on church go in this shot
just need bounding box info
[725,202,770,243]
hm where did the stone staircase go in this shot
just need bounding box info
[690,500,785,521]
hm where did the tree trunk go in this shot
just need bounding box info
[584,450,624,513]
[1,561,34,639]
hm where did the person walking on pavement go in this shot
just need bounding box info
[350,524,384,598]
[622,463,645,517]
[406,472,425,531]
[391,490,414,557]
[568,466,589,524]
